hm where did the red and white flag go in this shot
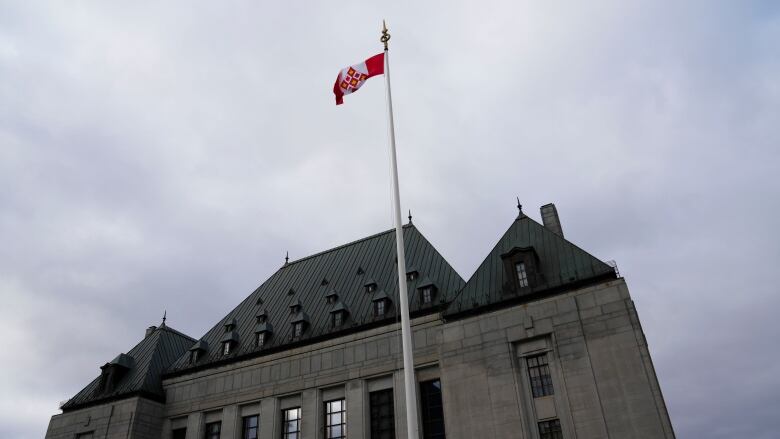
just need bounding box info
[333,53,384,105]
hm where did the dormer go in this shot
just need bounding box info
[188,340,209,364]
[500,246,541,292]
[97,353,134,394]
[290,312,310,339]
[254,311,273,348]
[221,317,239,356]
[325,288,339,304]
[372,289,392,317]
[364,278,378,293]
[406,265,419,282]
[289,298,302,314]
[329,301,350,328]
[416,277,438,306]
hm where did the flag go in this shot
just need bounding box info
[333,53,384,105]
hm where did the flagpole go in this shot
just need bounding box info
[381,21,420,439]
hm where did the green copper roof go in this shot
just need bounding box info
[61,325,195,411]
[166,224,465,375]
[445,213,616,317]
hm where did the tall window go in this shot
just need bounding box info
[257,333,265,348]
[242,415,259,439]
[369,389,395,439]
[223,342,231,356]
[293,322,303,338]
[538,419,562,439]
[527,354,554,397]
[325,399,347,439]
[172,428,187,439]
[420,379,446,439]
[282,407,301,439]
[205,421,221,439]
[515,262,529,287]
[332,312,343,328]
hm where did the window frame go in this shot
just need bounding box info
[222,341,232,356]
[281,407,301,439]
[374,300,386,317]
[205,421,222,439]
[324,398,347,439]
[293,322,303,338]
[332,312,343,328]
[421,287,433,305]
[419,379,446,439]
[257,332,265,348]
[242,415,259,439]
[515,262,529,288]
[526,353,554,398]
[538,419,563,439]
[369,388,395,439]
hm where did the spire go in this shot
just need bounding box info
[161,310,167,327]
[516,197,524,219]
[284,251,289,265]
[408,210,413,224]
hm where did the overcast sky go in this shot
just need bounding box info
[1,1,778,438]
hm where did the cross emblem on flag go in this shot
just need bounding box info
[333,53,385,105]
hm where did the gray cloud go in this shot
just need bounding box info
[1,1,778,438]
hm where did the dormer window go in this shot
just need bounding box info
[188,340,209,365]
[406,266,419,282]
[416,277,438,306]
[325,289,339,304]
[374,300,386,316]
[289,299,302,314]
[254,315,273,349]
[256,332,266,348]
[364,278,378,293]
[332,312,343,327]
[220,329,239,356]
[515,262,529,287]
[97,353,133,394]
[422,287,433,304]
[222,342,232,356]
[501,247,540,292]
[329,302,349,328]
[291,312,309,339]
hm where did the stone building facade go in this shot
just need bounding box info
[46,205,675,439]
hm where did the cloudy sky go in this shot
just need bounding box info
[1,1,778,438]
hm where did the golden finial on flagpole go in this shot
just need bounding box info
[381,20,391,50]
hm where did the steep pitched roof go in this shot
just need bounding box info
[166,224,464,375]
[445,213,616,317]
[61,325,195,411]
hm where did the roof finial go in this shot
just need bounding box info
[408,209,413,224]
[161,310,167,327]
[516,197,523,217]
[381,20,391,51]
[284,251,289,265]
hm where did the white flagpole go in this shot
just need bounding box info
[381,21,420,439]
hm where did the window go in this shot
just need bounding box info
[538,419,562,439]
[242,415,259,439]
[223,342,231,356]
[369,389,395,439]
[420,379,446,439]
[190,350,199,364]
[172,428,187,439]
[282,407,301,439]
[527,354,554,397]
[257,333,265,348]
[325,399,346,439]
[293,322,303,338]
[367,284,376,293]
[374,300,386,317]
[407,272,417,281]
[332,312,343,328]
[421,287,433,305]
[515,262,529,288]
[205,421,221,439]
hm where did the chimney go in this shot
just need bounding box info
[540,203,564,237]
[145,326,157,338]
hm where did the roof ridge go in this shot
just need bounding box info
[284,224,413,268]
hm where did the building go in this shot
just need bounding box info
[45,205,675,439]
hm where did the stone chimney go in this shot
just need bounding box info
[145,326,157,338]
[540,203,564,237]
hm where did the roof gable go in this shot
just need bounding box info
[445,213,615,317]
